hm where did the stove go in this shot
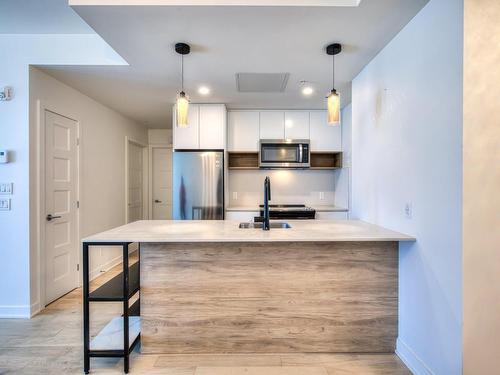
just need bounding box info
[258,204,316,220]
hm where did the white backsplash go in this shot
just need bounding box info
[228,169,339,207]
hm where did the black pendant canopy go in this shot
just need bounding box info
[326,43,342,56]
[175,42,190,55]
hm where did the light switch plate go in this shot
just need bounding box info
[0,183,13,195]
[0,198,11,210]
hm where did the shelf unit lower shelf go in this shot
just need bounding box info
[90,316,141,352]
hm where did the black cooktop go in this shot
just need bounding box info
[258,204,316,219]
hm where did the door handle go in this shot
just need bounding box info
[46,214,62,222]
[154,199,162,203]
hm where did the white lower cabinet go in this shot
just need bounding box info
[225,211,259,221]
[316,211,348,220]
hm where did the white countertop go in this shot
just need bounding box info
[82,220,414,243]
[226,205,348,212]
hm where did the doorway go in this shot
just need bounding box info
[150,146,172,219]
[43,109,79,305]
[126,138,148,223]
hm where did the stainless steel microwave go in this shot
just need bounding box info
[259,140,310,168]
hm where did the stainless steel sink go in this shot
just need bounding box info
[239,222,291,229]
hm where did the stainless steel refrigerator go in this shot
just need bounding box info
[172,151,224,220]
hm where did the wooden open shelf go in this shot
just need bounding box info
[310,152,343,169]
[228,152,259,169]
[228,151,342,170]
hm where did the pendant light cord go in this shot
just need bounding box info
[181,54,184,93]
[332,53,335,90]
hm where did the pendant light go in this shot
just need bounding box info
[175,42,190,128]
[326,43,342,125]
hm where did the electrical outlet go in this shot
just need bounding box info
[404,202,412,219]
[232,192,238,200]
[0,183,13,195]
[0,198,11,211]
[319,192,325,200]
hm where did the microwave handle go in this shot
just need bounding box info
[299,144,303,162]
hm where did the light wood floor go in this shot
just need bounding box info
[0,258,411,375]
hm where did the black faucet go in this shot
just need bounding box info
[263,176,271,230]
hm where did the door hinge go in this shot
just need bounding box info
[76,138,80,146]
[76,201,80,208]
[77,264,80,271]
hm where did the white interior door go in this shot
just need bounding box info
[128,141,144,223]
[44,110,79,305]
[152,147,172,219]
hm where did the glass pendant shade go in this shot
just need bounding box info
[176,91,189,128]
[327,89,340,125]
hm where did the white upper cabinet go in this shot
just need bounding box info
[259,111,285,139]
[173,104,226,150]
[284,111,310,139]
[199,104,226,149]
[309,110,342,151]
[173,104,199,149]
[228,111,260,151]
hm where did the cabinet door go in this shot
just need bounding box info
[199,104,226,149]
[228,111,260,151]
[173,104,199,149]
[309,110,341,151]
[260,111,285,140]
[284,111,310,139]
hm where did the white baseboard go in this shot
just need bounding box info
[89,254,123,281]
[396,338,434,375]
[30,301,41,317]
[0,305,32,319]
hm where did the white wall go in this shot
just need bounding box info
[334,104,351,211]
[29,68,147,313]
[229,169,338,207]
[351,0,463,374]
[463,0,500,373]
[148,129,172,145]
[0,33,126,318]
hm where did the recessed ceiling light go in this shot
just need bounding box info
[198,86,210,95]
[302,86,314,96]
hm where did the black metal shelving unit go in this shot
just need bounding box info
[83,242,141,374]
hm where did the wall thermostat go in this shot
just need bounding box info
[0,150,9,163]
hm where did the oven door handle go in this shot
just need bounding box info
[298,144,303,162]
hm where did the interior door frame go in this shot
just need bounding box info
[36,101,81,314]
[125,137,149,223]
[148,145,173,219]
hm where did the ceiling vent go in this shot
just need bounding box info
[236,73,290,93]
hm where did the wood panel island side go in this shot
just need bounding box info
[82,220,414,355]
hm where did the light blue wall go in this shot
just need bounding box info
[350,0,463,374]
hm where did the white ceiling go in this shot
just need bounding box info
[37,0,428,128]
[0,0,93,34]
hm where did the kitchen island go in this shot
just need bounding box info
[83,220,414,355]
